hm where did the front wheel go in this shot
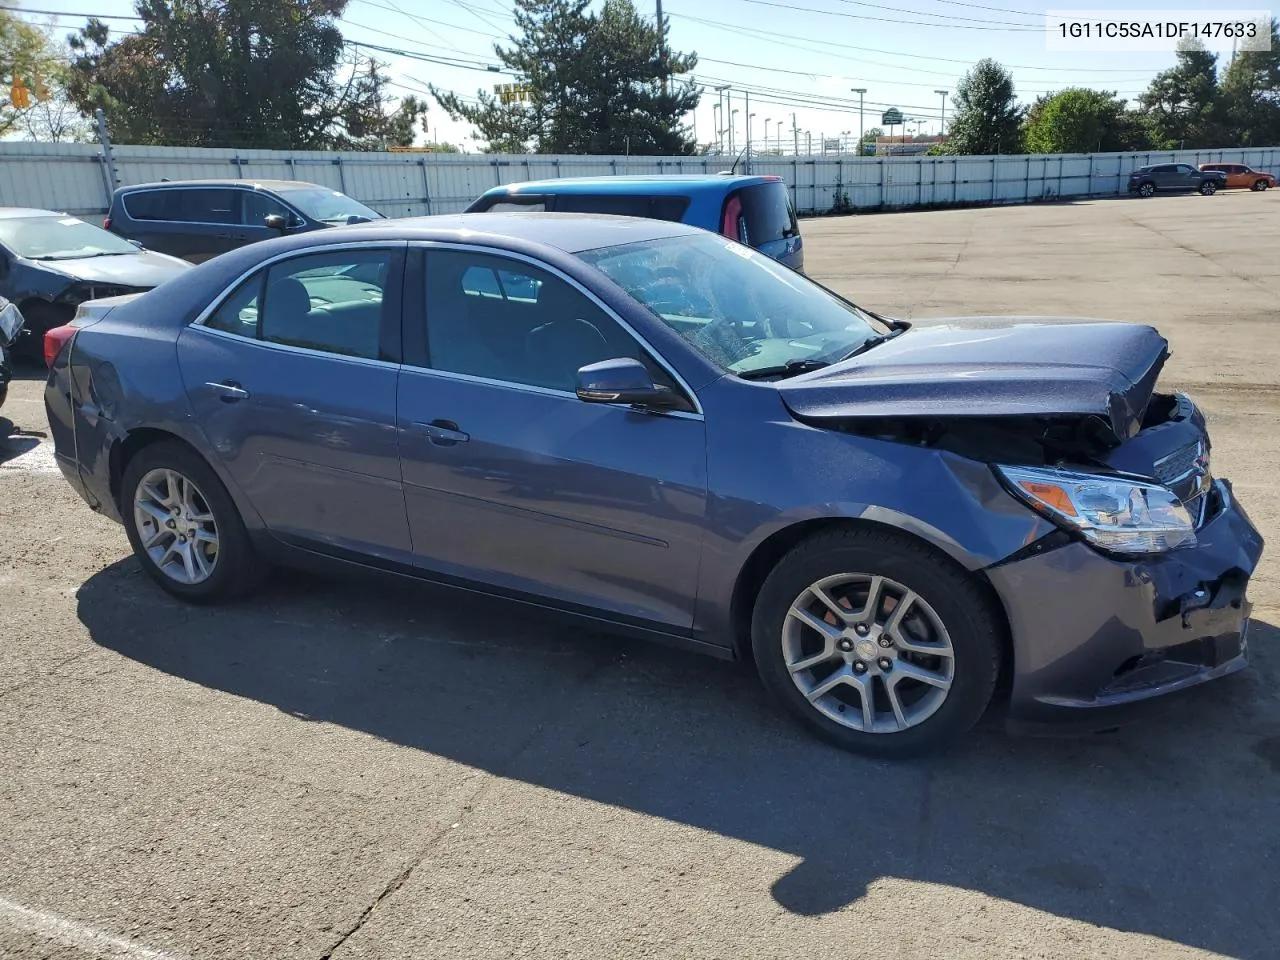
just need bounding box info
[1200,180,1217,195]
[751,527,1002,758]
[1252,179,1269,191]
[1138,182,1156,198]
[121,441,265,603]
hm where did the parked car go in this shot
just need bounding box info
[0,207,191,363]
[45,214,1262,757]
[1198,162,1275,191]
[105,179,384,264]
[1128,163,1227,197]
[465,175,805,271]
[0,296,23,411]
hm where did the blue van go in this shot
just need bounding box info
[465,174,804,272]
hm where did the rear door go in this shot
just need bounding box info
[724,181,803,270]
[177,243,412,563]
[176,188,246,262]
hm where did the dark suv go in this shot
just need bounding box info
[105,179,384,263]
[1128,163,1227,198]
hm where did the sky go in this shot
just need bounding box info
[7,0,1256,152]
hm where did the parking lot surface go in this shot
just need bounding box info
[2,193,1278,960]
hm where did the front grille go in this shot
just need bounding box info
[1154,441,1202,485]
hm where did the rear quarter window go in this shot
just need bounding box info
[122,190,181,221]
[551,194,691,221]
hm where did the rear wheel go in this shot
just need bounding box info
[121,441,265,603]
[1200,180,1217,196]
[1138,182,1156,198]
[750,527,1002,758]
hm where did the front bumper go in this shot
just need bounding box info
[988,478,1263,734]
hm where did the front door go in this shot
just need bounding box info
[396,246,708,631]
[177,244,412,563]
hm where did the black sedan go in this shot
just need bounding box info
[0,208,190,362]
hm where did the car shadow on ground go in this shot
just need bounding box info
[0,417,43,465]
[77,559,1280,956]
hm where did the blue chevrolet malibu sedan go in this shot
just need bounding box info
[45,213,1262,756]
[466,174,805,272]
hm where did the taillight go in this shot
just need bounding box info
[102,217,111,230]
[44,325,75,368]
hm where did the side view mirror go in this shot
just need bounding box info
[264,214,288,233]
[576,358,679,409]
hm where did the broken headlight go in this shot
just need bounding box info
[996,465,1197,555]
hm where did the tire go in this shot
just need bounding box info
[120,440,265,603]
[750,527,1002,758]
[1252,180,1268,191]
[1199,180,1217,196]
[1138,182,1156,198]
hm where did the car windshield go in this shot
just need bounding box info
[577,232,890,375]
[0,215,139,260]
[277,188,383,224]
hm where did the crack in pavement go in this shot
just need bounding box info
[316,654,617,960]
[1120,211,1277,297]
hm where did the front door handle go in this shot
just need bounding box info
[415,419,469,445]
[207,380,250,403]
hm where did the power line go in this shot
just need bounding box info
[442,0,508,35]
[830,0,1039,20]
[726,0,1041,31]
[822,0,1040,27]
[670,11,1160,73]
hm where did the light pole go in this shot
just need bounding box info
[714,84,730,153]
[731,108,739,154]
[935,89,948,137]
[850,87,866,155]
[748,111,756,159]
[764,117,771,153]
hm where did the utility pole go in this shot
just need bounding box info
[850,88,866,156]
[792,113,798,157]
[935,89,948,137]
[93,108,119,202]
[713,85,730,154]
[744,91,750,169]
[656,0,666,94]
[730,108,739,154]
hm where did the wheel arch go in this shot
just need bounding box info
[727,517,1013,686]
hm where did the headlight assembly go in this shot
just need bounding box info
[996,465,1196,555]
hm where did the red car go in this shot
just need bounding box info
[1199,163,1276,191]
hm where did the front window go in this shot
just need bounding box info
[276,187,382,225]
[0,215,140,260]
[578,233,890,376]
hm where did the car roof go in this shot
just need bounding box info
[117,179,328,193]
[480,174,782,198]
[261,212,700,255]
[0,207,71,219]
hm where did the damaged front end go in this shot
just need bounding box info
[777,318,1263,731]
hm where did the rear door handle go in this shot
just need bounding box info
[206,380,250,403]
[415,419,469,445]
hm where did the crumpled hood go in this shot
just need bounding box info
[778,317,1169,441]
[28,250,191,288]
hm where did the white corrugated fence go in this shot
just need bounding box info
[0,141,1276,217]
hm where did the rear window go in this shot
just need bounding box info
[728,181,798,248]
[470,195,547,213]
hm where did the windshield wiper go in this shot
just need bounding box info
[835,326,907,362]
[736,358,831,381]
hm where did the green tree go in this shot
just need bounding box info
[943,58,1025,155]
[858,125,882,154]
[1023,88,1145,153]
[66,0,420,149]
[1,12,67,137]
[434,0,699,154]
[1137,40,1225,148]
[1219,19,1280,146]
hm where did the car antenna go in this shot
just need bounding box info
[729,146,748,175]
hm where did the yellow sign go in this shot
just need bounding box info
[493,83,532,105]
[10,80,30,110]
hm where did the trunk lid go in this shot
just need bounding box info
[778,318,1169,442]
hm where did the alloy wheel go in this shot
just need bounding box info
[133,467,220,585]
[781,573,955,734]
